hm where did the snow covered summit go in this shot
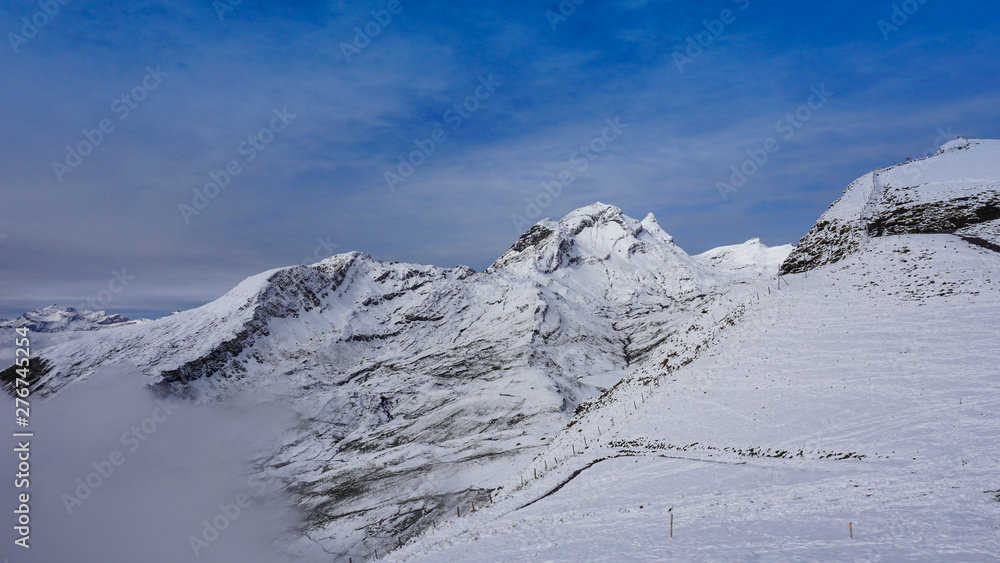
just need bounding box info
[489,202,683,275]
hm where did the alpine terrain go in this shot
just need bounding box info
[384,138,1000,561]
[4,138,999,561]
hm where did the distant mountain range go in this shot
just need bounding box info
[0,305,137,332]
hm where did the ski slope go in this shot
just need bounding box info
[390,233,1000,562]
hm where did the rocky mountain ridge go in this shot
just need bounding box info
[781,138,1000,274]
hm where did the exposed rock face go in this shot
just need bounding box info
[5,203,789,560]
[779,174,874,275]
[781,138,1000,274]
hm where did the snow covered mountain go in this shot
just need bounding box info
[384,140,1000,562]
[782,137,1000,274]
[1,203,788,560]
[391,232,1000,562]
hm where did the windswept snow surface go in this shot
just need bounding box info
[389,234,1000,562]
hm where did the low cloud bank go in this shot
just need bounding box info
[2,365,301,562]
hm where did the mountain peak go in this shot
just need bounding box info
[695,238,792,274]
[559,201,626,224]
[551,202,640,239]
[488,203,677,275]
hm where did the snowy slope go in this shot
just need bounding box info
[389,232,1000,563]
[1,203,788,560]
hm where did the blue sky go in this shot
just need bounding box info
[1,0,999,320]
